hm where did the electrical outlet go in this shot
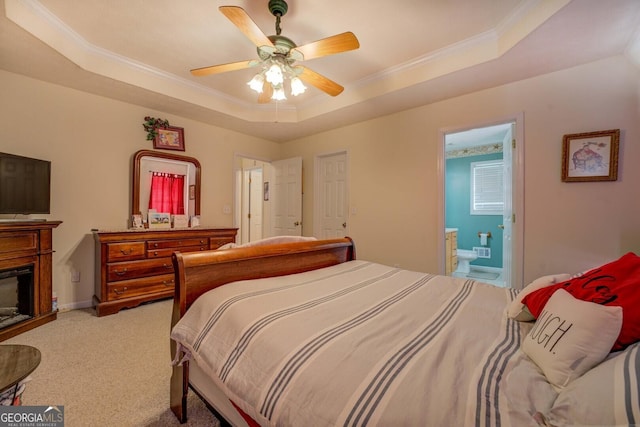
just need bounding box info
[71,269,80,282]
[223,205,231,214]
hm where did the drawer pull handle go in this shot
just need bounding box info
[114,287,128,295]
[120,249,131,255]
[163,280,174,286]
[114,268,127,276]
[163,263,171,269]
[153,251,158,257]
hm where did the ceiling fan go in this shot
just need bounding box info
[190,0,360,103]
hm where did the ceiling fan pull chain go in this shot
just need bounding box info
[275,15,282,35]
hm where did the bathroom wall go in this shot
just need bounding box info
[445,152,503,268]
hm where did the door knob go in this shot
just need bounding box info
[294,221,300,226]
[498,224,505,229]
[342,223,347,228]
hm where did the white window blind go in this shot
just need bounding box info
[470,160,503,215]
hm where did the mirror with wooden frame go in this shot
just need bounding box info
[132,150,201,221]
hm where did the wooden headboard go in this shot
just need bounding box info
[171,237,356,323]
[169,237,355,422]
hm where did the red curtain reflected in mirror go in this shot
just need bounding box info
[148,172,185,215]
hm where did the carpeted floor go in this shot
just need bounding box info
[3,299,220,426]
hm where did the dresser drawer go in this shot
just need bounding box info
[147,245,207,258]
[107,274,175,300]
[147,238,209,250]
[106,257,173,282]
[107,242,146,261]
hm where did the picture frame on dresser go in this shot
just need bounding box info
[131,214,143,229]
[148,212,171,229]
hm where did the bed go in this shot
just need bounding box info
[169,237,640,426]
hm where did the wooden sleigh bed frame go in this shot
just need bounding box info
[169,237,356,423]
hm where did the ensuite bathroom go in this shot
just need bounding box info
[445,123,512,288]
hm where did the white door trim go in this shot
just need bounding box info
[438,113,525,288]
[313,150,350,238]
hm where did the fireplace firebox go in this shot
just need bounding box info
[0,266,35,330]
[0,221,61,341]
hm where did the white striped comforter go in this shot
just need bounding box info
[171,260,558,426]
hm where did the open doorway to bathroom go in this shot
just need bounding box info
[443,119,522,288]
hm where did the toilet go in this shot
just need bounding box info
[455,249,478,274]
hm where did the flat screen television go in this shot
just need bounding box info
[0,152,51,215]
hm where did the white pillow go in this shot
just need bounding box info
[217,242,238,250]
[237,236,317,247]
[545,342,640,426]
[521,288,622,390]
[507,273,571,321]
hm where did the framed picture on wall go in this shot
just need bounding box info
[561,129,620,182]
[153,126,185,151]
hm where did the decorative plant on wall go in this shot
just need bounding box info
[142,116,170,141]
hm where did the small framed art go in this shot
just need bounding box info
[153,126,185,151]
[148,212,171,229]
[131,214,143,229]
[172,214,189,228]
[561,129,620,182]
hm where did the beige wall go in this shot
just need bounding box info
[0,70,280,309]
[1,54,638,309]
[282,55,640,286]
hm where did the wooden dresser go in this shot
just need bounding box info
[93,227,236,316]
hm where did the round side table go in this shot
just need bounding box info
[0,344,41,405]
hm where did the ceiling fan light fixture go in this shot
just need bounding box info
[290,77,306,96]
[247,73,265,93]
[271,86,287,101]
[265,63,284,85]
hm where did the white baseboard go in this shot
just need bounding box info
[58,299,93,312]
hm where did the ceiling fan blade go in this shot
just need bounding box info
[258,81,274,104]
[190,60,255,77]
[293,32,359,61]
[298,67,344,96]
[219,6,274,48]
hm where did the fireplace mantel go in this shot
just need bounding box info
[0,220,62,341]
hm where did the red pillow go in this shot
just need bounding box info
[522,252,640,351]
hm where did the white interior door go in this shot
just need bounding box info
[249,168,263,242]
[315,152,348,238]
[240,170,250,243]
[272,157,302,236]
[501,125,514,287]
